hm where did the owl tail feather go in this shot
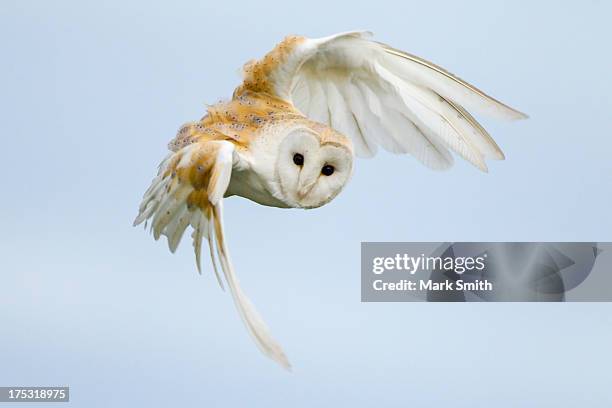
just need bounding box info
[212,203,292,371]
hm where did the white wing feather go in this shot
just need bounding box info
[280,31,527,170]
[134,141,290,370]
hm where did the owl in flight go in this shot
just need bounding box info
[134,31,526,369]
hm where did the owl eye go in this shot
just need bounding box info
[293,153,304,166]
[321,165,335,176]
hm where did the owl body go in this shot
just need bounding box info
[135,31,527,369]
[171,91,353,209]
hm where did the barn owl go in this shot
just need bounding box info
[134,31,527,369]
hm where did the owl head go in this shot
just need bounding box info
[273,124,354,209]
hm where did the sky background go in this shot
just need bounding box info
[1,0,611,406]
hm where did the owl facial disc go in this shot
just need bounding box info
[276,127,353,209]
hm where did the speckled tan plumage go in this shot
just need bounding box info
[169,93,299,152]
[234,35,306,99]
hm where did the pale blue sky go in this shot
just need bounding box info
[1,1,611,407]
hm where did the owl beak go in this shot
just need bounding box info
[297,179,316,199]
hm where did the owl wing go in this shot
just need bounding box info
[238,31,527,171]
[134,140,291,370]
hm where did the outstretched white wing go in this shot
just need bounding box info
[240,31,527,171]
[134,140,290,370]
